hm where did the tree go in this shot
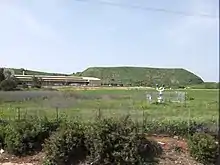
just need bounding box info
[0,68,5,82]
[4,70,12,79]
[21,68,26,75]
[0,78,17,91]
[32,76,42,88]
[0,68,18,91]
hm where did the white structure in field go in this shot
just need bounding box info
[156,84,165,103]
[146,88,186,104]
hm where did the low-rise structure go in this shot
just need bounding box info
[14,74,101,87]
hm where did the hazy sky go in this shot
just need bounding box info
[0,0,219,81]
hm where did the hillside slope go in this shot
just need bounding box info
[77,67,204,87]
[10,68,67,76]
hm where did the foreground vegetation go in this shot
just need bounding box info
[0,116,218,165]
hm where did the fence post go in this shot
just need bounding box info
[142,109,146,133]
[0,108,2,121]
[56,107,59,121]
[217,116,219,139]
[24,109,27,120]
[187,107,191,138]
[17,107,21,121]
[97,108,102,120]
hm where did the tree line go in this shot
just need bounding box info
[0,68,42,91]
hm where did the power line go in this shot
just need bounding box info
[76,0,219,19]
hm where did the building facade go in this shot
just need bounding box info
[14,75,101,87]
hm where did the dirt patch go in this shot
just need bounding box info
[0,152,44,165]
[146,135,203,165]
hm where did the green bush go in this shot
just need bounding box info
[4,118,60,156]
[43,122,88,165]
[22,83,29,89]
[31,76,42,88]
[0,78,17,91]
[144,120,215,138]
[86,116,162,165]
[43,117,162,165]
[188,133,219,165]
[0,124,6,149]
[186,94,195,100]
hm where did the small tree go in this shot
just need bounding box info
[0,78,18,91]
[0,68,5,82]
[4,70,12,79]
[32,76,42,88]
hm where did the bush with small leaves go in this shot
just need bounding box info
[4,118,60,156]
[43,122,88,165]
[86,116,162,165]
[144,120,216,138]
[0,78,17,91]
[0,124,6,149]
[188,133,219,165]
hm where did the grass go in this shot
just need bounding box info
[0,88,218,125]
[188,82,219,89]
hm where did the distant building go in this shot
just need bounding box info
[14,74,101,87]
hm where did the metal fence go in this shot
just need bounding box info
[146,91,186,103]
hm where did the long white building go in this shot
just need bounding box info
[14,74,101,86]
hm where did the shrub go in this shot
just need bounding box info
[144,120,215,138]
[0,68,5,82]
[0,78,17,91]
[22,83,29,89]
[86,116,162,165]
[31,76,42,88]
[4,118,60,156]
[43,117,162,165]
[188,133,219,165]
[0,124,6,149]
[43,122,88,165]
[4,119,35,155]
[144,120,188,137]
[186,94,195,101]
[189,97,195,100]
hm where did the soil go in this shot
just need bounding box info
[147,135,203,165]
[0,135,203,165]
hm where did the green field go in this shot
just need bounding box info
[0,88,219,164]
[0,88,218,125]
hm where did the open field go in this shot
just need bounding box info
[0,88,218,124]
[0,88,219,165]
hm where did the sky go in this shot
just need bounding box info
[0,0,219,82]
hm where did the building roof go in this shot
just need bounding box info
[82,77,101,81]
[14,75,101,81]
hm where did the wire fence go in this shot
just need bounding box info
[0,90,218,137]
[146,91,186,103]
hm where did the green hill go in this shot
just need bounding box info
[77,67,204,87]
[10,68,67,76]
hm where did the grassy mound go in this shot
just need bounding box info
[77,66,204,87]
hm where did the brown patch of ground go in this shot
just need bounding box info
[146,135,203,165]
[0,152,44,165]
